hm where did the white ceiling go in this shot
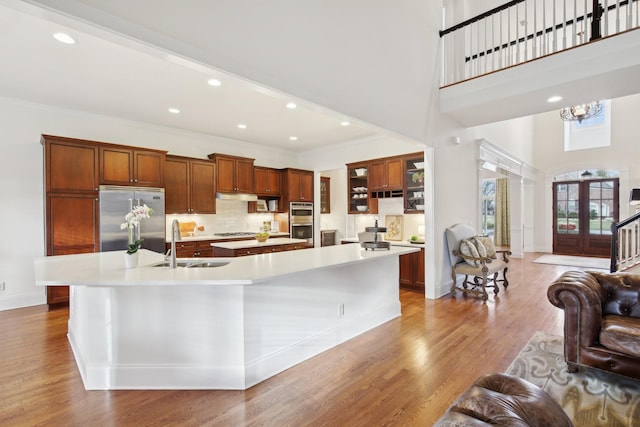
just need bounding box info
[0,4,380,152]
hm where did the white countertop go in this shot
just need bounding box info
[210,237,307,249]
[167,231,290,243]
[341,237,425,248]
[34,245,419,287]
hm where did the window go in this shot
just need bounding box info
[481,179,496,236]
[564,100,611,151]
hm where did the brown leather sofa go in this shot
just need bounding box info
[433,373,572,426]
[548,270,640,379]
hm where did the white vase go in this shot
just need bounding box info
[124,251,139,269]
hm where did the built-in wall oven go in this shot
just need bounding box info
[290,202,313,245]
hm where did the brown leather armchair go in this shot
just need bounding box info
[433,373,573,426]
[548,270,640,379]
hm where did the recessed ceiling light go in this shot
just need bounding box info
[237,124,247,129]
[286,102,297,109]
[340,121,351,126]
[168,108,180,114]
[52,32,76,45]
[547,96,563,103]
[207,78,222,87]
[289,136,298,141]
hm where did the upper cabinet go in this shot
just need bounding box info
[208,153,255,194]
[254,167,281,196]
[346,162,376,214]
[165,156,216,214]
[43,135,99,193]
[404,155,425,214]
[369,157,403,191]
[320,177,331,214]
[283,168,314,203]
[100,145,166,187]
[347,151,424,215]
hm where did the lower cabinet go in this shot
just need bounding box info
[399,248,425,293]
[167,240,218,258]
[214,243,308,257]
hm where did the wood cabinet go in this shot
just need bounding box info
[283,168,314,203]
[213,242,308,257]
[42,135,102,308]
[399,248,425,293]
[320,177,330,213]
[45,136,99,193]
[100,145,165,187]
[208,153,255,194]
[346,162,376,214]
[369,157,403,191]
[254,167,281,196]
[165,156,216,214]
[404,155,425,214]
[169,240,216,258]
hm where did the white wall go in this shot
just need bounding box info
[532,93,640,253]
[0,97,298,310]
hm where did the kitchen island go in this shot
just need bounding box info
[34,244,418,390]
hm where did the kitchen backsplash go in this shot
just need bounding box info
[347,198,425,241]
[165,199,274,236]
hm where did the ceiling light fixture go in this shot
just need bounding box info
[207,78,222,87]
[547,96,562,103]
[289,136,298,141]
[237,124,247,129]
[340,121,351,126]
[560,101,603,123]
[52,32,76,45]
[286,102,297,109]
[168,108,180,114]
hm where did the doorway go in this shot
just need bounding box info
[553,178,619,257]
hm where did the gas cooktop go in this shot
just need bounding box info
[214,232,256,237]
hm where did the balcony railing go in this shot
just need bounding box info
[440,0,640,87]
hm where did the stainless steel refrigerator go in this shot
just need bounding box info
[99,185,166,253]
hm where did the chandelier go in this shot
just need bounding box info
[559,101,603,123]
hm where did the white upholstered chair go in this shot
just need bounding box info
[445,223,511,301]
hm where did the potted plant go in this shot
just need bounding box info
[120,204,154,268]
[411,171,424,185]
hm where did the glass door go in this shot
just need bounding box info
[553,178,618,256]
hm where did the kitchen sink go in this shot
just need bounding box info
[149,260,229,268]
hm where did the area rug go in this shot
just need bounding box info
[532,254,609,270]
[506,331,640,426]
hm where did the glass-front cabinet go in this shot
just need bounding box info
[347,162,374,214]
[405,156,425,213]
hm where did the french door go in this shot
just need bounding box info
[553,178,619,257]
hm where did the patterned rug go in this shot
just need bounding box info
[532,254,609,270]
[507,332,640,426]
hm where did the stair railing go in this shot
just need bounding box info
[440,0,640,87]
[610,211,640,272]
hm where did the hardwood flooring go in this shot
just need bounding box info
[0,253,583,426]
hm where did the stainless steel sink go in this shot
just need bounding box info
[149,260,229,268]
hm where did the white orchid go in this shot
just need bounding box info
[120,204,154,254]
[120,204,154,230]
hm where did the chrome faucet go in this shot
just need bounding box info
[170,219,181,268]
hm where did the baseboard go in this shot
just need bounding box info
[0,291,46,311]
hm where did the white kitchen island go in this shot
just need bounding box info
[34,244,418,390]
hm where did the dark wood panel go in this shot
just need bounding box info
[164,157,190,213]
[45,139,99,193]
[134,150,164,187]
[190,160,215,213]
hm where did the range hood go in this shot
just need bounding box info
[216,192,258,202]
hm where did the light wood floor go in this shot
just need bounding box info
[0,253,584,426]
